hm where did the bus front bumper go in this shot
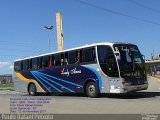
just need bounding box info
[122,83,148,93]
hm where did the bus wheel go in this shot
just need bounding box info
[86,82,99,98]
[28,83,37,96]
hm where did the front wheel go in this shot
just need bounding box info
[86,82,99,98]
[28,83,37,96]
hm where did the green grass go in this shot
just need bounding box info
[0,83,15,91]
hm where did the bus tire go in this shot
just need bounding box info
[86,82,99,98]
[28,83,37,96]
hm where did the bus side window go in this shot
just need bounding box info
[32,58,38,70]
[14,61,21,72]
[37,57,42,69]
[21,61,23,71]
[54,54,61,66]
[42,56,49,68]
[51,55,55,66]
[97,45,119,77]
[76,50,82,64]
[48,56,52,68]
[68,51,76,64]
[61,53,64,66]
[64,52,68,65]
[29,59,32,70]
[92,48,96,62]
[22,60,29,71]
[83,47,96,63]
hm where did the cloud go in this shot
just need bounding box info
[0,62,11,65]
[9,65,14,69]
[0,61,13,74]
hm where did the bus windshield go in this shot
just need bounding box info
[113,44,145,79]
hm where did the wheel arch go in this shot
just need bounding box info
[28,82,36,93]
[83,79,99,93]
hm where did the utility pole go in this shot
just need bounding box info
[56,12,64,51]
[153,49,155,59]
[44,25,53,52]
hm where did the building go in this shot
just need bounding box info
[0,74,12,84]
[145,59,160,79]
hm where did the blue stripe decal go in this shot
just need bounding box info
[83,66,103,92]
[31,72,51,93]
[35,71,75,93]
[33,72,62,93]
[35,71,83,88]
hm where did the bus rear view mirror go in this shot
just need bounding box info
[142,54,145,61]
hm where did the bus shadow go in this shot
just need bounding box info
[30,91,160,99]
[100,91,160,99]
[35,93,85,97]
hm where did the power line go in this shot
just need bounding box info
[0,55,25,57]
[0,41,33,47]
[73,0,160,26]
[0,42,33,47]
[127,0,160,13]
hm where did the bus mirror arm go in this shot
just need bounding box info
[114,51,120,56]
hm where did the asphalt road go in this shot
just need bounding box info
[0,77,160,114]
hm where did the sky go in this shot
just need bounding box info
[0,0,160,74]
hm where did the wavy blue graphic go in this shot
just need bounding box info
[31,72,51,93]
[35,71,83,88]
[34,71,75,93]
[28,66,100,93]
[32,71,62,93]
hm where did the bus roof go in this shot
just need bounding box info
[14,42,134,62]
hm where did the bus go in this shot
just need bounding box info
[13,42,148,97]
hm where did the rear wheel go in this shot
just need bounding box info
[86,82,99,98]
[28,83,37,96]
